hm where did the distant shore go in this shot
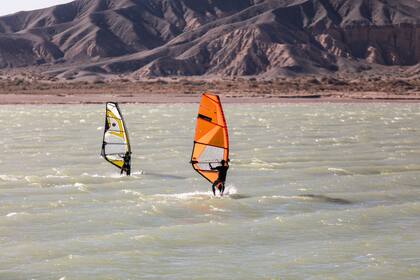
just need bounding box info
[1,93,420,105]
[1,77,420,104]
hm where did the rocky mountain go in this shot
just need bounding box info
[1,0,420,78]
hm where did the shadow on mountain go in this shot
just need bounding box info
[1,0,420,77]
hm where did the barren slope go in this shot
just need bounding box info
[1,0,420,78]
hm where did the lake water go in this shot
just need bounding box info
[1,103,420,279]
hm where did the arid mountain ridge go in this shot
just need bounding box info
[1,0,420,79]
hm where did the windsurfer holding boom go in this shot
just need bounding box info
[121,151,131,176]
[209,160,229,196]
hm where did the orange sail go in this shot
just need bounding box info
[191,93,229,183]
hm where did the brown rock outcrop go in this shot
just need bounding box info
[0,0,419,78]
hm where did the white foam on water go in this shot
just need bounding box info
[209,205,228,212]
[46,175,70,179]
[122,189,143,196]
[328,167,353,175]
[130,235,153,241]
[0,174,19,182]
[77,183,89,192]
[52,168,63,175]
[49,200,66,208]
[121,189,146,201]
[82,172,125,179]
[154,191,213,200]
[6,212,28,218]
[153,185,239,201]
[131,170,144,176]
[24,175,40,184]
[223,184,238,196]
[129,170,145,179]
[55,184,74,188]
[54,183,89,192]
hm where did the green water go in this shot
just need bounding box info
[0,104,419,279]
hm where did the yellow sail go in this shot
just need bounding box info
[191,93,229,183]
[101,102,131,171]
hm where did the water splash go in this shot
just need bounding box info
[154,191,212,200]
[0,174,19,182]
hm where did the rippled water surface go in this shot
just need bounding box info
[1,103,420,279]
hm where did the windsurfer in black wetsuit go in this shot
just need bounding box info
[121,151,131,176]
[209,160,229,196]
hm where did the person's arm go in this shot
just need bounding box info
[209,162,216,170]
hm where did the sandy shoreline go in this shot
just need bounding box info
[1,93,420,105]
[1,78,420,104]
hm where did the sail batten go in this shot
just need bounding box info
[191,93,229,184]
[101,102,131,174]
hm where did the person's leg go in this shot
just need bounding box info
[215,182,224,196]
[212,182,217,196]
[220,182,225,196]
[212,180,221,196]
